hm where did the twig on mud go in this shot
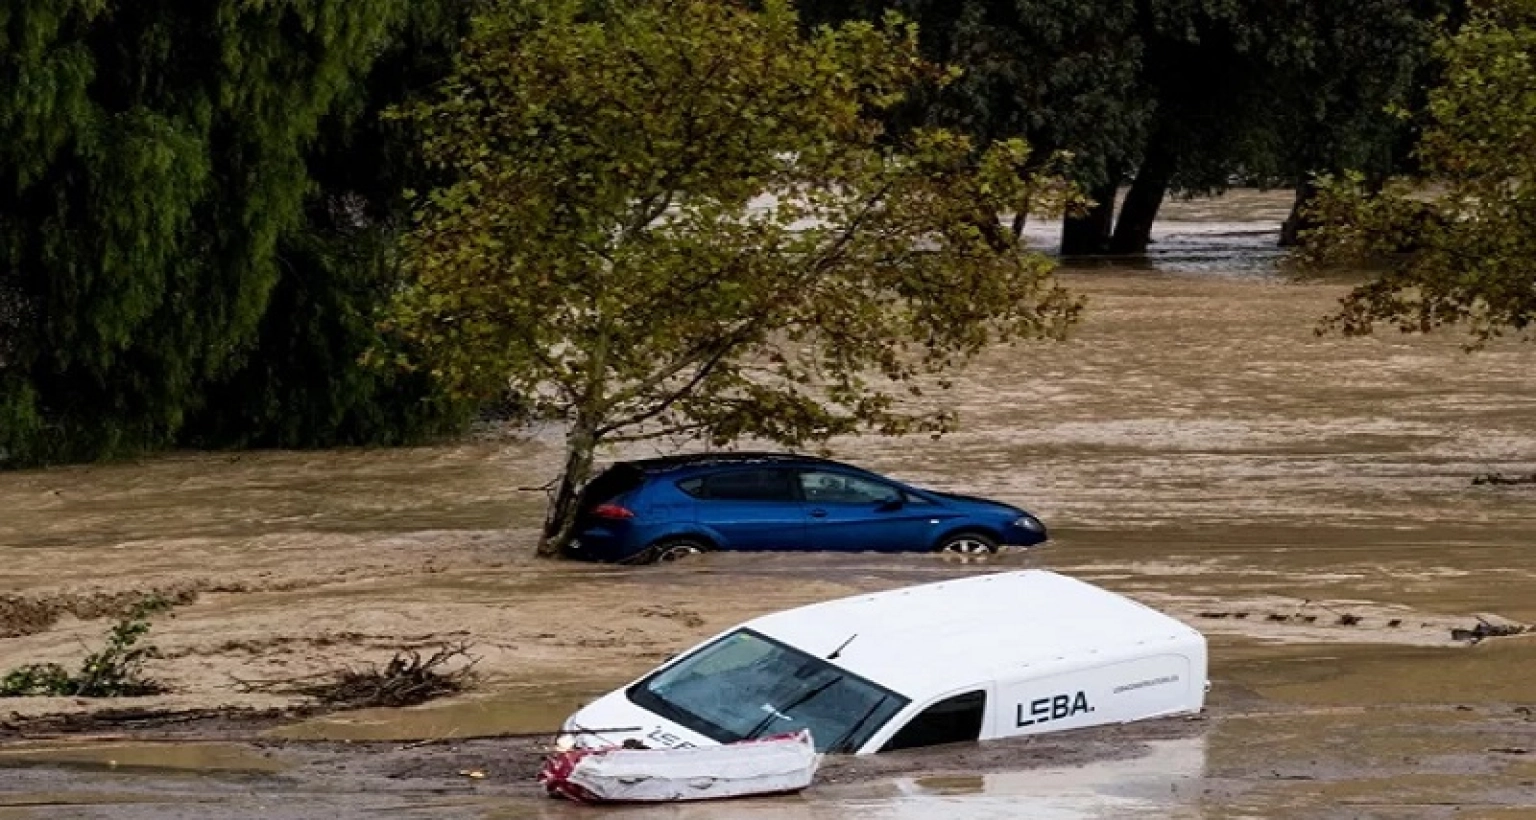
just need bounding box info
[1471,471,1536,486]
[233,644,479,708]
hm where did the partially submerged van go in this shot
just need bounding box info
[559,570,1207,755]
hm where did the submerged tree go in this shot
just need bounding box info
[1297,0,1536,343]
[386,0,1081,556]
[800,0,1444,256]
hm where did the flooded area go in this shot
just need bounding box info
[3,190,1535,817]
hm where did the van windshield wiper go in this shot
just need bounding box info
[744,675,844,740]
[827,693,890,753]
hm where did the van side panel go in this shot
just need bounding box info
[989,651,1204,740]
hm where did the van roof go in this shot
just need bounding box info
[744,570,1202,699]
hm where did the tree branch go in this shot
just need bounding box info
[596,339,737,436]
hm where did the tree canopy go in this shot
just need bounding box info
[0,0,472,466]
[384,0,1082,554]
[799,0,1446,254]
[1297,0,1536,344]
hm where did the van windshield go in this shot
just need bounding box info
[628,629,909,753]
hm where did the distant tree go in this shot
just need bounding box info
[1297,0,1536,343]
[1108,0,1441,254]
[1259,0,1446,247]
[799,0,1445,256]
[800,0,1148,253]
[0,0,470,466]
[385,0,1082,556]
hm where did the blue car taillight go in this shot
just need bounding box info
[592,503,636,520]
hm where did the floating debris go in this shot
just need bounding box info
[1337,614,1362,626]
[1198,611,1231,619]
[1450,615,1528,645]
[1471,472,1536,486]
[1387,619,1402,628]
[1266,613,1289,623]
[235,643,478,707]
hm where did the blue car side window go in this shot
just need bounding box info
[695,469,795,502]
[799,471,900,504]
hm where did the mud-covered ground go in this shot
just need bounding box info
[3,193,1536,818]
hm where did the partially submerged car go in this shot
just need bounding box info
[558,570,1207,755]
[565,452,1047,564]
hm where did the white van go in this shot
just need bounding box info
[559,570,1207,755]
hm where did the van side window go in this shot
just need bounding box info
[880,690,987,752]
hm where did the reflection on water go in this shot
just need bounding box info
[0,742,285,775]
[268,683,608,742]
[482,738,1208,820]
[858,737,1208,820]
[1021,188,1293,276]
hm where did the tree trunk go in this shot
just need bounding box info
[1011,211,1028,241]
[1109,139,1174,255]
[536,422,598,558]
[1060,181,1117,256]
[1278,179,1320,247]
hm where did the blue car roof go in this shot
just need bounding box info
[623,452,846,476]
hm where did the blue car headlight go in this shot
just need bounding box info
[1012,514,1043,532]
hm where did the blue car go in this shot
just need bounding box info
[565,453,1047,564]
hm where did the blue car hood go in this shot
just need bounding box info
[929,491,1022,515]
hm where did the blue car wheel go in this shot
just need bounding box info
[935,531,998,555]
[630,536,713,565]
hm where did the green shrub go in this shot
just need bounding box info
[0,597,172,698]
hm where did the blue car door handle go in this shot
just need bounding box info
[809,509,827,518]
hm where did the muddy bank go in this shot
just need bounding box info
[2,694,1532,819]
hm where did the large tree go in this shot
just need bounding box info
[386,0,1081,556]
[180,1,479,449]
[0,0,470,466]
[1297,0,1536,343]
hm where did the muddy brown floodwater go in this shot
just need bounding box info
[2,191,1535,819]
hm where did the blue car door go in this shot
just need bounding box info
[688,467,807,551]
[796,470,937,552]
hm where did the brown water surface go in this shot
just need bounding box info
[2,191,1534,817]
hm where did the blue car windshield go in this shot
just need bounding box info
[627,629,909,753]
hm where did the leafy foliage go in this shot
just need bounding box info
[0,0,470,466]
[799,0,1445,252]
[385,0,1082,554]
[1296,0,1536,343]
[801,0,1147,193]
[180,0,480,449]
[0,597,172,698]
